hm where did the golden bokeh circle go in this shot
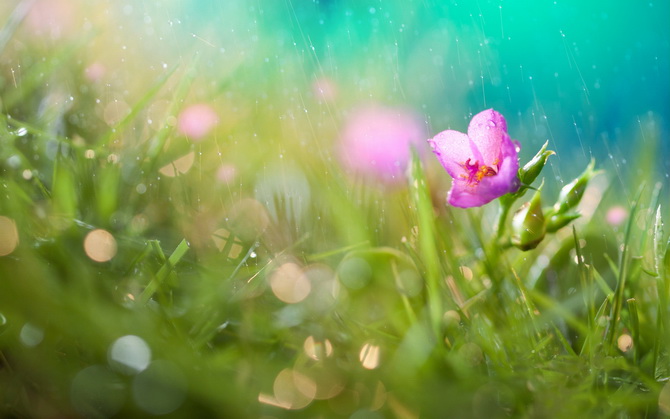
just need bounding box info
[84,229,117,262]
[0,216,19,256]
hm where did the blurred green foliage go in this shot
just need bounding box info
[0,0,669,417]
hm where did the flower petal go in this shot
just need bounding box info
[477,153,519,195]
[446,130,520,208]
[448,181,494,207]
[427,130,472,179]
[467,109,508,166]
[431,109,520,208]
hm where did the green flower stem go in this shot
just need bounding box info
[496,197,514,240]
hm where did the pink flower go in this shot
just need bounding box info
[428,109,520,208]
[606,206,627,226]
[177,104,219,141]
[339,105,425,184]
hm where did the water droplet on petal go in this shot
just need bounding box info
[487,120,496,127]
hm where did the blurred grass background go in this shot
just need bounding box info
[0,0,669,417]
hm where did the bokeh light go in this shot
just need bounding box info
[459,266,474,281]
[108,335,152,375]
[303,336,333,361]
[216,164,237,184]
[177,104,219,141]
[605,206,628,227]
[70,365,125,418]
[269,262,311,304]
[617,334,633,353]
[459,342,484,366]
[132,360,187,415]
[370,381,387,411]
[337,257,372,290]
[312,77,338,102]
[103,99,131,126]
[211,228,243,259]
[158,151,195,177]
[395,268,422,297]
[273,368,316,410]
[227,198,270,242]
[660,381,670,415]
[359,342,381,370]
[0,216,19,256]
[84,62,106,82]
[310,368,346,401]
[84,229,118,263]
[338,105,425,184]
[303,264,340,315]
[0,313,7,335]
[24,0,75,40]
[19,323,44,347]
[443,310,461,328]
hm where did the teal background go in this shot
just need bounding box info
[135,0,669,177]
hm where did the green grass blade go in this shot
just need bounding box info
[592,266,615,299]
[95,164,120,222]
[605,187,643,351]
[139,239,190,304]
[0,0,33,55]
[409,151,443,337]
[573,226,592,327]
[51,145,77,219]
[530,288,590,338]
[626,298,640,361]
[654,205,665,277]
[551,322,577,356]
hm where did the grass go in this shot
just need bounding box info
[1,2,669,418]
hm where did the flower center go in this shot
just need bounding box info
[459,159,498,185]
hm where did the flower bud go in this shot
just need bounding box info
[512,186,546,251]
[519,141,555,187]
[545,213,581,233]
[553,159,597,214]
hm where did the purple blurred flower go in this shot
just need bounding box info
[428,109,520,208]
[606,206,627,226]
[177,104,219,142]
[339,105,425,184]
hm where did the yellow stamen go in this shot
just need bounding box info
[475,165,497,182]
[459,158,498,186]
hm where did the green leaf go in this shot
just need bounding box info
[139,239,190,304]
